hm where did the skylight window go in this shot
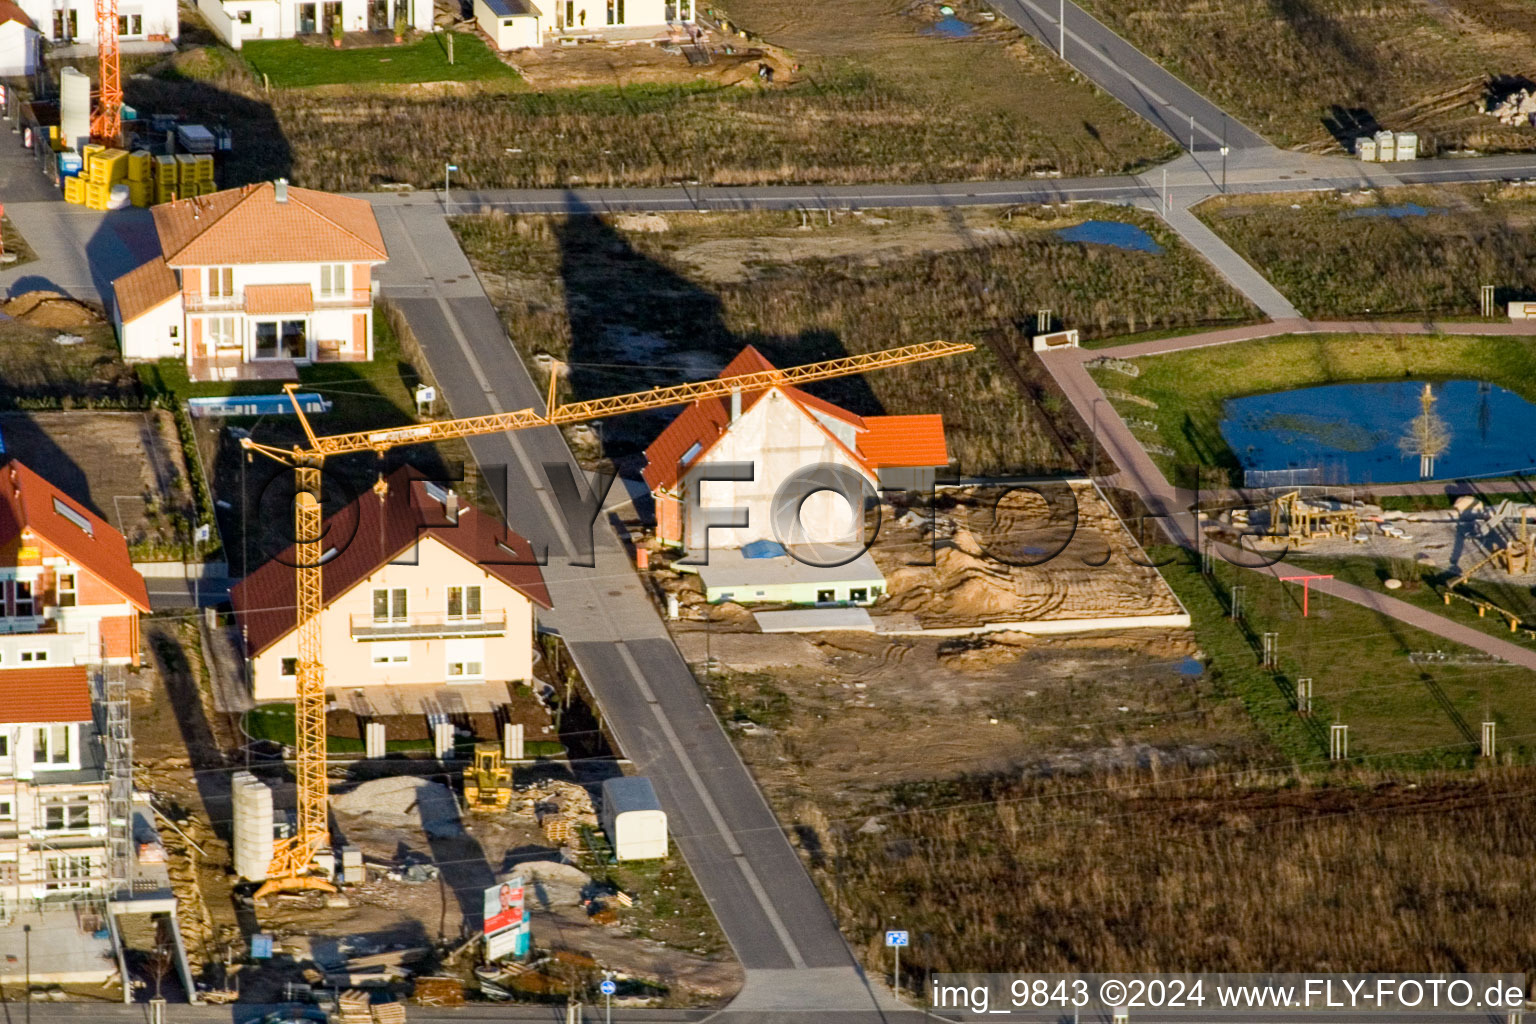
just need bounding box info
[52,498,93,536]
[423,481,450,506]
[679,442,703,467]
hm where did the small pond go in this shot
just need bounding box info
[923,14,973,36]
[1221,379,1536,484]
[1344,203,1448,219]
[1055,220,1163,253]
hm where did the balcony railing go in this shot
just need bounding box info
[350,612,507,640]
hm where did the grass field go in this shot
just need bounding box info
[242,35,516,87]
[0,322,141,409]
[452,205,1258,476]
[131,0,1174,192]
[1093,333,1536,486]
[1197,184,1536,318]
[1070,0,1536,152]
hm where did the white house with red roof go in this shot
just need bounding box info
[231,466,551,704]
[0,1,40,76]
[111,180,388,382]
[0,665,113,913]
[0,459,150,668]
[642,345,950,554]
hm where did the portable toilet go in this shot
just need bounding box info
[1354,135,1377,161]
[601,776,668,861]
[1373,129,1396,162]
[1393,131,1418,160]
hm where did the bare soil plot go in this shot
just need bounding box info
[129,0,1173,193]
[1072,0,1536,151]
[873,482,1185,627]
[454,206,1258,477]
[0,410,196,558]
[1197,183,1536,318]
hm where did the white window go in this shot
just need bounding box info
[0,800,12,821]
[12,580,32,617]
[319,264,347,298]
[371,642,409,665]
[281,657,298,677]
[116,12,142,33]
[446,585,481,621]
[34,724,70,765]
[56,572,77,608]
[0,734,8,757]
[372,588,407,623]
[19,649,46,664]
[43,795,90,830]
[43,854,94,890]
[207,267,233,298]
[445,638,484,679]
[209,316,239,350]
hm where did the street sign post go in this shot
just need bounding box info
[601,973,617,1024]
[885,930,909,994]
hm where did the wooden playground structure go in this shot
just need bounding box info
[1442,505,1534,635]
[1264,490,1362,545]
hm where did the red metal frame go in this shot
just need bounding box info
[89,0,121,146]
[1279,574,1333,617]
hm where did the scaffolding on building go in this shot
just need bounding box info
[100,665,133,897]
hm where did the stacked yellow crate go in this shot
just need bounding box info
[193,154,216,194]
[153,155,177,204]
[126,150,152,208]
[82,147,128,210]
[175,153,198,199]
[63,175,85,205]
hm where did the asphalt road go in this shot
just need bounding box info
[371,205,887,1015]
[994,0,1267,151]
[349,151,1536,219]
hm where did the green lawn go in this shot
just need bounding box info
[241,34,516,88]
[1093,333,1536,488]
[1157,549,1536,766]
[242,704,568,756]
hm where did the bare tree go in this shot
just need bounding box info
[1399,383,1451,478]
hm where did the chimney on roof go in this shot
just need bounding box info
[444,490,459,523]
[729,386,741,424]
[274,178,289,203]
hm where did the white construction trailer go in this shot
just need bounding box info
[601,776,668,861]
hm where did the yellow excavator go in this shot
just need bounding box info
[462,744,513,811]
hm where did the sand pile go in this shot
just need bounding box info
[332,776,463,837]
[3,291,102,328]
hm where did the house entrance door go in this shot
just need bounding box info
[297,2,317,32]
[322,0,343,32]
[368,0,387,29]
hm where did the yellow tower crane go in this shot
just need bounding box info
[240,339,974,896]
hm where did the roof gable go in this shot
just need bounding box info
[0,459,149,611]
[642,345,950,494]
[112,257,180,323]
[153,182,388,267]
[231,466,551,656]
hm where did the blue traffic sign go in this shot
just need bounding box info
[600,979,618,996]
[885,930,909,947]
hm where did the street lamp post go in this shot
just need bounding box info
[23,923,30,1024]
[444,162,459,205]
[1220,146,1230,193]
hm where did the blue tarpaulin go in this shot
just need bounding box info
[741,539,787,559]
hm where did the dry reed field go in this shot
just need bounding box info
[1197,184,1536,318]
[1072,0,1536,151]
[451,206,1258,475]
[827,765,1536,980]
[128,0,1172,193]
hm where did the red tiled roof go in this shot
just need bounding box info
[857,414,949,467]
[244,283,314,315]
[0,1,35,29]
[231,466,552,657]
[153,182,388,268]
[641,345,949,493]
[0,666,91,724]
[0,459,149,611]
[112,257,179,323]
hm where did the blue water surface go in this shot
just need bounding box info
[924,14,973,36]
[1220,379,1536,484]
[1345,203,1448,219]
[1054,220,1163,253]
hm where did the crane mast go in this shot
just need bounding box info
[243,340,974,895]
[90,0,122,146]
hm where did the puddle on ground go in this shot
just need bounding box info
[1054,220,1163,253]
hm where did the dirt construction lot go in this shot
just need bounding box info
[0,410,195,557]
